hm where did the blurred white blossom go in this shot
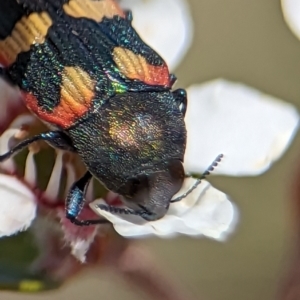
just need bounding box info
[0,112,37,238]
[281,0,300,40]
[119,0,193,71]
[185,79,299,176]
[0,174,37,237]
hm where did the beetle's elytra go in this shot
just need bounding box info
[0,0,188,224]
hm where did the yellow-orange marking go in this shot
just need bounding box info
[0,12,52,66]
[112,47,170,86]
[63,0,125,22]
[25,66,96,128]
[61,66,95,106]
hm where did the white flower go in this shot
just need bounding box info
[0,82,101,261]
[90,79,299,239]
[90,178,238,240]
[281,0,300,40]
[119,0,193,71]
[185,79,299,176]
[0,114,37,237]
[0,174,37,237]
[1,3,299,247]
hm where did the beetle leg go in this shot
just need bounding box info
[172,88,187,116]
[66,171,110,226]
[44,131,76,152]
[0,131,75,161]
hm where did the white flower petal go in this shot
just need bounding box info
[281,0,300,40]
[0,114,36,173]
[90,178,237,239]
[0,128,19,173]
[185,79,299,176]
[180,179,238,241]
[119,0,193,70]
[0,174,37,237]
[70,238,94,263]
[90,200,185,238]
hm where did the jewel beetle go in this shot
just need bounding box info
[0,0,190,225]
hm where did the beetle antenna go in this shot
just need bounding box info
[96,154,223,217]
[97,204,138,215]
[170,154,224,203]
[97,203,153,219]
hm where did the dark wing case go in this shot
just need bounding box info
[0,0,172,128]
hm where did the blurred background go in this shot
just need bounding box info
[3,0,300,299]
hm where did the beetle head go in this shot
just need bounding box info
[117,159,185,221]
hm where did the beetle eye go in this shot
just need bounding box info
[129,178,141,195]
[131,178,140,186]
[121,174,148,198]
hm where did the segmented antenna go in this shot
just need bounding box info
[97,204,137,215]
[97,203,152,217]
[97,154,223,217]
[170,154,224,203]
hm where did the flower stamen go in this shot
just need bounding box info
[24,144,39,187]
[43,150,64,203]
[64,157,76,198]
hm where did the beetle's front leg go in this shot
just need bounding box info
[0,130,75,162]
[44,131,76,152]
[66,171,110,226]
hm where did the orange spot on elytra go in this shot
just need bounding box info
[63,0,125,22]
[23,66,95,129]
[0,12,52,66]
[24,92,89,128]
[113,47,170,87]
